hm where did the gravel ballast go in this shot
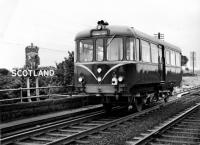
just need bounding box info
[89,92,200,145]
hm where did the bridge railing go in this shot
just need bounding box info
[0,85,74,104]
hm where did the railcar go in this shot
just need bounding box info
[74,20,182,112]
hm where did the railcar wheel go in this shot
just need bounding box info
[134,98,143,112]
[103,103,112,113]
[164,95,169,103]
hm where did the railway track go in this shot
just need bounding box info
[126,103,200,145]
[2,85,196,137]
[1,88,200,145]
[1,105,103,138]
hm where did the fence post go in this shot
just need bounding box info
[27,77,32,102]
[36,77,40,101]
[20,87,23,103]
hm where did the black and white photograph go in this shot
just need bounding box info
[0,0,200,144]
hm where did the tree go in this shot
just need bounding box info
[181,55,188,66]
[0,68,22,99]
[55,51,74,86]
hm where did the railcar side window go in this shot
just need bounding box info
[79,39,93,62]
[165,50,170,65]
[136,38,140,61]
[175,52,181,66]
[171,50,175,66]
[141,40,151,62]
[126,38,134,60]
[151,44,158,63]
[107,38,123,61]
[158,46,162,63]
[96,39,104,61]
[75,42,77,62]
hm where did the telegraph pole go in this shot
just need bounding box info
[190,51,196,75]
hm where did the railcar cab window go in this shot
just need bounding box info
[79,39,93,62]
[126,38,134,60]
[141,40,151,62]
[96,39,104,61]
[107,38,123,61]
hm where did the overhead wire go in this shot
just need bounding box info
[0,40,74,53]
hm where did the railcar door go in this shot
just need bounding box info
[158,45,166,82]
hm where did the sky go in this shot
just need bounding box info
[0,0,200,70]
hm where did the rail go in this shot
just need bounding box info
[0,85,74,104]
[126,103,200,145]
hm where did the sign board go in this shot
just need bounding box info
[25,43,40,69]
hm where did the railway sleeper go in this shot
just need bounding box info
[161,134,200,141]
[46,132,68,137]
[88,134,102,139]
[75,139,90,144]
[82,123,103,126]
[30,136,54,142]
[70,125,92,130]
[154,138,200,145]
[57,129,80,134]
[165,130,200,137]
[172,127,200,132]
[176,124,200,128]
[15,142,43,145]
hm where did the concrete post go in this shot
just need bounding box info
[36,77,40,101]
[27,77,31,102]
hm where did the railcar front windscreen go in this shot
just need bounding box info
[79,39,93,62]
[96,39,104,61]
[107,38,123,61]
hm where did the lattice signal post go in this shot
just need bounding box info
[154,32,164,40]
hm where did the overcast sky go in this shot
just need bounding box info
[0,0,200,70]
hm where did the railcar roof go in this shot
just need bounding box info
[75,25,181,52]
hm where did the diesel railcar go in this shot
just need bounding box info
[74,21,182,112]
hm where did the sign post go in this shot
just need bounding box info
[25,43,40,101]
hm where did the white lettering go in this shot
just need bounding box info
[33,70,37,77]
[11,69,55,77]
[28,70,33,76]
[12,70,16,77]
[17,70,22,77]
[22,70,28,77]
[43,70,49,76]
[50,70,54,76]
[38,70,43,76]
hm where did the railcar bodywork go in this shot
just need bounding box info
[74,21,182,111]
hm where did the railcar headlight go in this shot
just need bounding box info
[78,77,83,82]
[112,77,118,85]
[97,67,102,73]
[97,77,102,82]
[118,76,124,82]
